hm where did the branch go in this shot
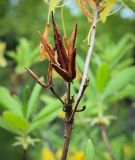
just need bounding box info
[25,68,64,105]
[99,124,116,160]
[69,6,99,122]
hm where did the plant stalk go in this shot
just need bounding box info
[61,5,99,160]
[99,124,116,160]
[61,112,73,160]
[61,82,73,160]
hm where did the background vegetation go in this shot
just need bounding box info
[0,0,135,160]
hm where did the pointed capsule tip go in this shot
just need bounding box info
[36,31,42,37]
[51,11,55,24]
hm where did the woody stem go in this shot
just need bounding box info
[61,82,73,160]
[69,6,99,121]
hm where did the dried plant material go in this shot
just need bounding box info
[84,0,96,9]
[40,24,51,61]
[47,61,53,85]
[38,31,55,63]
[52,63,70,81]
[80,0,93,23]
[63,36,70,55]
[68,24,77,79]
[76,0,94,23]
[52,15,68,71]
[25,68,48,88]
[40,13,78,82]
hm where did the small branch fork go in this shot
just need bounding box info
[25,68,64,105]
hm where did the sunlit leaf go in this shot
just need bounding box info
[26,82,42,119]
[3,111,30,133]
[0,117,20,134]
[29,96,60,131]
[0,87,23,117]
[86,139,95,160]
[96,63,110,92]
[8,38,39,74]
[103,67,135,98]
[100,0,116,23]
[0,42,7,67]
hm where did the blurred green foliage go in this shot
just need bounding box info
[8,38,40,74]
[0,0,135,160]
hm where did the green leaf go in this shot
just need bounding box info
[86,139,95,160]
[99,0,116,23]
[110,34,135,68]
[35,96,60,121]
[26,82,42,119]
[29,96,60,131]
[106,84,135,104]
[23,85,30,117]
[3,111,30,133]
[0,87,23,117]
[114,58,134,71]
[103,67,135,98]
[29,108,60,132]
[119,84,135,99]
[76,54,85,72]
[0,42,7,67]
[0,117,20,134]
[96,63,110,92]
[49,0,59,12]
[8,38,39,74]
[121,0,135,12]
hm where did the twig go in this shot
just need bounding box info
[99,124,116,160]
[25,68,64,104]
[50,87,64,104]
[69,6,99,122]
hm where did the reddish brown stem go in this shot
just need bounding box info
[61,112,73,160]
[61,82,73,160]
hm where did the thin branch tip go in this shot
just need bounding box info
[76,105,86,112]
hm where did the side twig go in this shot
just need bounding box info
[99,124,116,160]
[69,6,99,122]
[25,68,64,104]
